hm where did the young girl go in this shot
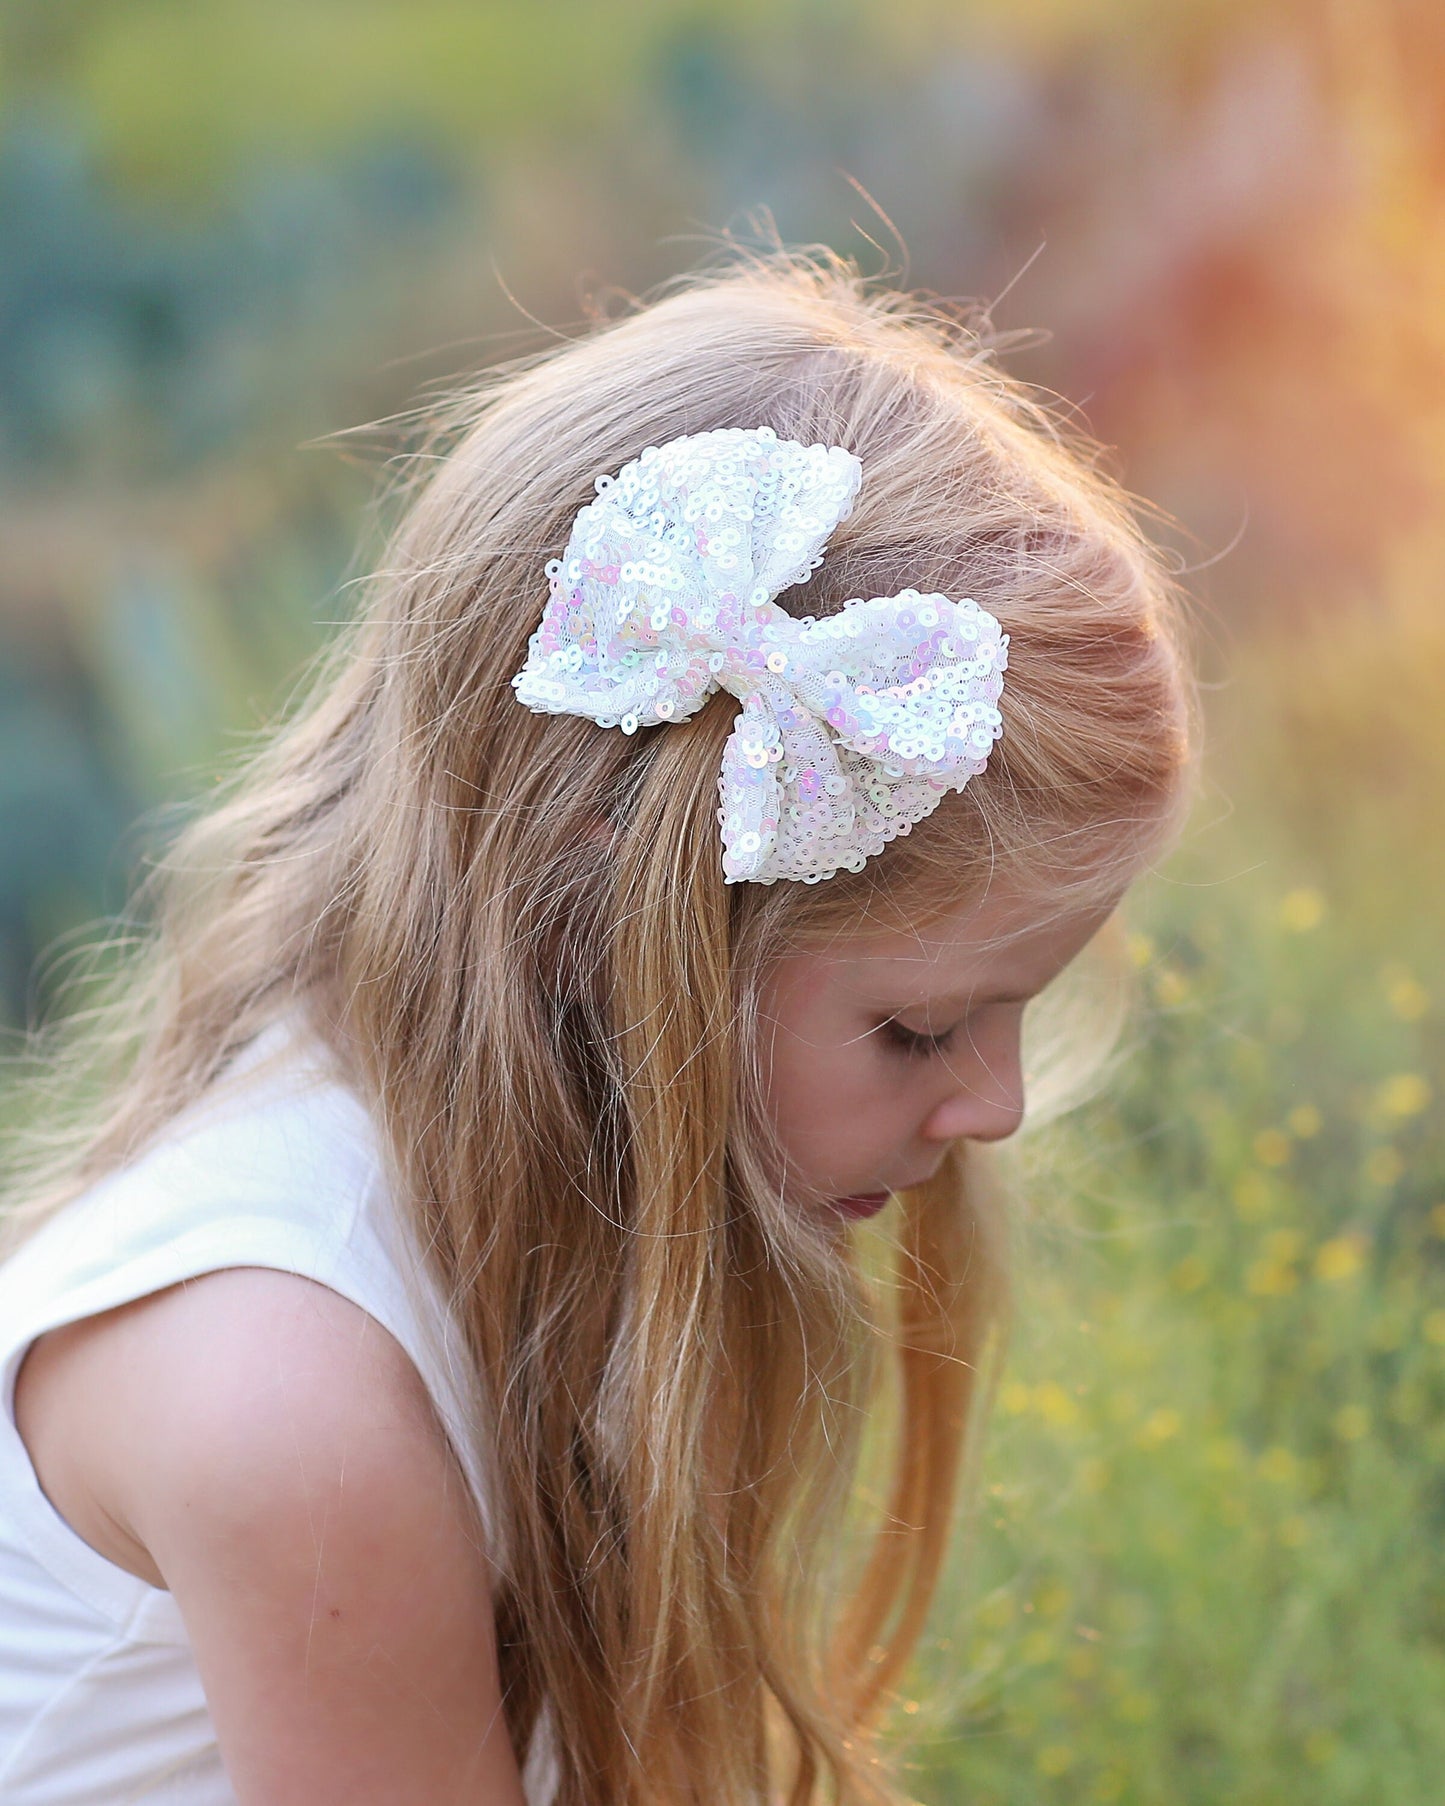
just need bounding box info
[0,248,1197,1805]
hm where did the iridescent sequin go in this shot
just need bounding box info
[511,426,1008,884]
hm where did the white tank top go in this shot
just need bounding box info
[0,1013,547,1804]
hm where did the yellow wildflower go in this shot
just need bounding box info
[1000,1379,1031,1415]
[1287,1104,1323,1138]
[1423,1311,1445,1347]
[1258,1446,1298,1485]
[1391,980,1428,1019]
[1253,1128,1292,1167]
[1314,1235,1367,1283]
[1247,1259,1299,1296]
[1155,967,1190,1007]
[1139,1407,1183,1446]
[1033,1382,1080,1427]
[1381,963,1428,1021]
[1334,1404,1369,1442]
[1170,1254,1209,1292]
[1233,1171,1272,1220]
[1376,1072,1432,1119]
[1280,888,1326,931]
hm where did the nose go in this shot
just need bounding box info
[920,1033,1026,1145]
[923,1086,1025,1144]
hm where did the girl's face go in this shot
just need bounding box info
[757,885,1121,1219]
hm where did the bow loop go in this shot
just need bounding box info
[519,425,862,732]
[778,592,1006,776]
[512,428,1008,884]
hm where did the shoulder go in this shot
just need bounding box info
[58,1268,500,1605]
[20,1269,525,1801]
[117,1267,468,1528]
[21,1268,469,1558]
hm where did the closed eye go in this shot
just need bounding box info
[879,1018,958,1059]
[877,993,1033,1060]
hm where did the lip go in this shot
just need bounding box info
[826,1191,894,1221]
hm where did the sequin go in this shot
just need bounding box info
[511,426,1008,884]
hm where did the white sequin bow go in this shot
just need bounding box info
[511,425,1008,884]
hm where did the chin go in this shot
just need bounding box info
[824,1191,894,1222]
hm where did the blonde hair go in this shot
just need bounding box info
[0,245,1197,1804]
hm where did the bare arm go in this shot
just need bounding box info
[74,1267,528,1805]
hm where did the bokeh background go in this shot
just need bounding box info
[1,3,1441,1800]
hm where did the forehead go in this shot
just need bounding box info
[801,887,1120,1007]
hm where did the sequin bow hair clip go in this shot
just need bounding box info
[511,425,1008,884]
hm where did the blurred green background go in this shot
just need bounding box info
[1,2,1441,1801]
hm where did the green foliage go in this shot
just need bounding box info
[0,453,369,1026]
[2,0,873,197]
[0,114,460,475]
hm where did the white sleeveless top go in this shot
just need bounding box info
[0,1014,545,1804]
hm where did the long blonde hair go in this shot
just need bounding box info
[0,246,1197,1804]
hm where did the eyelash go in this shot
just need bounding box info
[880,1019,957,1060]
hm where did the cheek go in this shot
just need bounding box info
[760,1012,898,1180]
